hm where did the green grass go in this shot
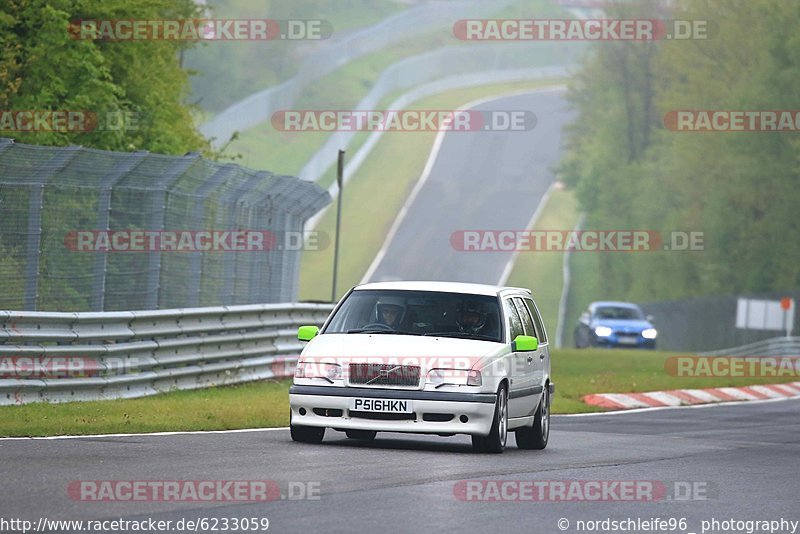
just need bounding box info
[297,79,568,302]
[220,28,463,172]
[2,349,796,437]
[186,0,408,113]
[550,348,798,413]
[0,380,291,437]
[506,186,580,343]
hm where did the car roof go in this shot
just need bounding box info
[355,280,530,297]
[590,301,642,309]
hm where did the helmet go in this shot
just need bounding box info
[456,301,487,334]
[375,296,406,327]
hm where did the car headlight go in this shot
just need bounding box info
[642,328,657,339]
[426,369,482,386]
[594,326,613,337]
[295,362,342,381]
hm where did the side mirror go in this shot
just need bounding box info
[512,334,538,352]
[646,315,655,323]
[297,325,319,342]
[580,312,590,322]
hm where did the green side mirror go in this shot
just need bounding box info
[297,325,319,342]
[512,334,538,352]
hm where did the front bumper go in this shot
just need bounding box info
[289,385,497,436]
[594,336,656,349]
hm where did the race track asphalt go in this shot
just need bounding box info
[367,89,573,284]
[2,398,798,533]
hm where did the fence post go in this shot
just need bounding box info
[144,153,200,309]
[24,146,81,311]
[91,151,148,311]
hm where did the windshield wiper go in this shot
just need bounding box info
[423,331,498,342]
[345,329,427,336]
[346,328,396,334]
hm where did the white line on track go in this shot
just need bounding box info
[2,395,798,441]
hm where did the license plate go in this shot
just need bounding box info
[617,336,638,345]
[349,398,413,413]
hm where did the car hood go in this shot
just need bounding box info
[591,319,653,332]
[300,333,502,371]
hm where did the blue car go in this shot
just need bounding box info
[573,301,657,349]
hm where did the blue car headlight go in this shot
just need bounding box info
[594,326,613,337]
[642,328,657,340]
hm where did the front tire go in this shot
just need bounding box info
[472,386,507,454]
[516,385,550,450]
[290,413,325,443]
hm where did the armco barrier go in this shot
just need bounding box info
[698,336,800,358]
[0,303,334,405]
[200,0,524,145]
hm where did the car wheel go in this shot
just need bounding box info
[472,385,507,454]
[290,414,325,443]
[516,386,550,450]
[345,430,377,440]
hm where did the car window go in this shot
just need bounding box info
[512,298,536,337]
[594,306,644,320]
[323,289,503,342]
[503,298,524,341]
[524,298,548,344]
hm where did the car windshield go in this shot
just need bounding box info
[594,306,644,320]
[323,289,503,343]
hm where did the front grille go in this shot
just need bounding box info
[348,363,421,387]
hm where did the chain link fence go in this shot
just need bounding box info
[0,138,330,312]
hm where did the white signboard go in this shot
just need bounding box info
[736,298,795,334]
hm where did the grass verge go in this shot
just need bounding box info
[1,349,796,437]
[505,186,579,342]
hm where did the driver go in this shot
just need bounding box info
[456,301,487,335]
[374,296,406,329]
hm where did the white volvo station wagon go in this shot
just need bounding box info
[289,281,553,453]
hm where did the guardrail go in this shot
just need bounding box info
[200,0,523,145]
[698,336,800,358]
[0,303,334,405]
